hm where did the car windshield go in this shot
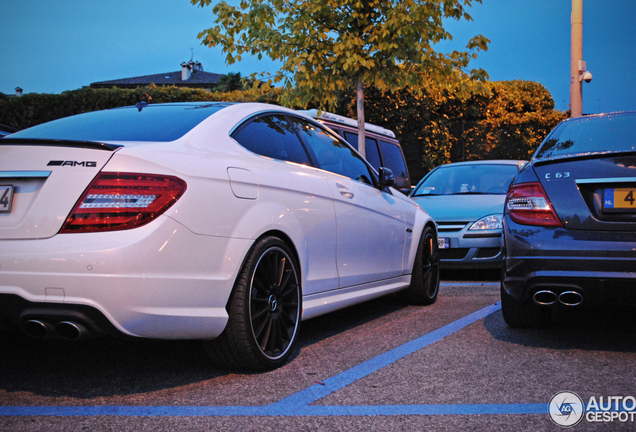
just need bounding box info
[412,164,519,196]
[535,112,636,160]
[9,103,232,142]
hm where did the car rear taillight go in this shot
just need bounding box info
[60,172,187,233]
[506,182,562,227]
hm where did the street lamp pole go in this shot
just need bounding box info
[570,0,583,117]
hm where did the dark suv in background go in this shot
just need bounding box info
[300,110,411,193]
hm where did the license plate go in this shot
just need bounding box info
[0,185,14,213]
[603,188,636,212]
[438,237,450,249]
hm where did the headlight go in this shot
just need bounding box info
[468,214,502,231]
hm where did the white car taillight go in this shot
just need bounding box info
[60,172,187,233]
[506,182,562,227]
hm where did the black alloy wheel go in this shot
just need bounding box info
[204,236,301,370]
[402,225,440,305]
[248,243,300,361]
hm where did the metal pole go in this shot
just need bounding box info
[570,0,583,117]
[356,77,366,158]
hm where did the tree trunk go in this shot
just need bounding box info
[356,77,366,159]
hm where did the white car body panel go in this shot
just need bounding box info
[0,145,112,239]
[327,174,407,287]
[0,103,435,341]
[1,217,246,338]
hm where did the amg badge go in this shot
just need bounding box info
[48,160,97,167]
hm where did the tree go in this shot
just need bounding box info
[192,0,489,158]
[460,81,567,161]
[216,72,244,92]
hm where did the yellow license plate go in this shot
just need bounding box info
[604,188,636,210]
[0,185,14,213]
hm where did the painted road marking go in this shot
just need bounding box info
[1,302,549,417]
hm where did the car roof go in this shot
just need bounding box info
[297,109,396,139]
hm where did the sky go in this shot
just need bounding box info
[1,0,635,114]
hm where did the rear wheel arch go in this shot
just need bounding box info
[205,232,303,370]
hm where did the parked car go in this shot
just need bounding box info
[299,109,412,193]
[0,102,439,370]
[410,160,526,269]
[501,111,636,328]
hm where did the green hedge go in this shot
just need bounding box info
[0,85,278,130]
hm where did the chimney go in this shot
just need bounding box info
[15,87,23,97]
[194,61,202,72]
[181,62,191,81]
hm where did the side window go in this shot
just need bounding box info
[231,114,311,166]
[293,118,374,186]
[379,140,408,179]
[343,132,382,171]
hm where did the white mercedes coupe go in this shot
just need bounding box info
[0,102,439,370]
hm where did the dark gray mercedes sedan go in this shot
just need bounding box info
[501,111,636,327]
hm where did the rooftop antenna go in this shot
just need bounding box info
[190,48,194,62]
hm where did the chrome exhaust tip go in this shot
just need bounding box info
[533,290,557,306]
[558,291,583,306]
[54,321,85,341]
[22,320,50,339]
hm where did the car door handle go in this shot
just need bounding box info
[336,183,354,199]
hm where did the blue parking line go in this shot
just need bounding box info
[0,402,547,417]
[271,302,501,408]
[0,302,544,418]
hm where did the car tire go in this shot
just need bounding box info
[500,285,551,328]
[401,225,440,305]
[204,236,301,370]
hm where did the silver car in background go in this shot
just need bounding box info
[410,160,526,269]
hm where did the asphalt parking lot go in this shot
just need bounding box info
[1,270,635,431]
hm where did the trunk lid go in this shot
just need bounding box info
[0,140,117,239]
[534,153,636,231]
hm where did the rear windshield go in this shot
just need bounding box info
[9,103,231,142]
[535,113,636,160]
[412,163,519,196]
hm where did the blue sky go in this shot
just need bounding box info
[1,0,635,114]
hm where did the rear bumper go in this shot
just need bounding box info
[0,217,252,339]
[502,217,636,307]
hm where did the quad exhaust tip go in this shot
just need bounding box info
[55,321,85,341]
[22,319,88,340]
[533,290,557,306]
[22,320,50,339]
[533,290,583,307]
[558,291,584,307]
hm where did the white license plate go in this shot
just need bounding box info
[438,237,450,249]
[0,185,14,213]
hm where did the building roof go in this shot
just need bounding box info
[90,62,223,89]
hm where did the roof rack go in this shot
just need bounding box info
[298,109,396,139]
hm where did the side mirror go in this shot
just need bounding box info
[378,167,396,189]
